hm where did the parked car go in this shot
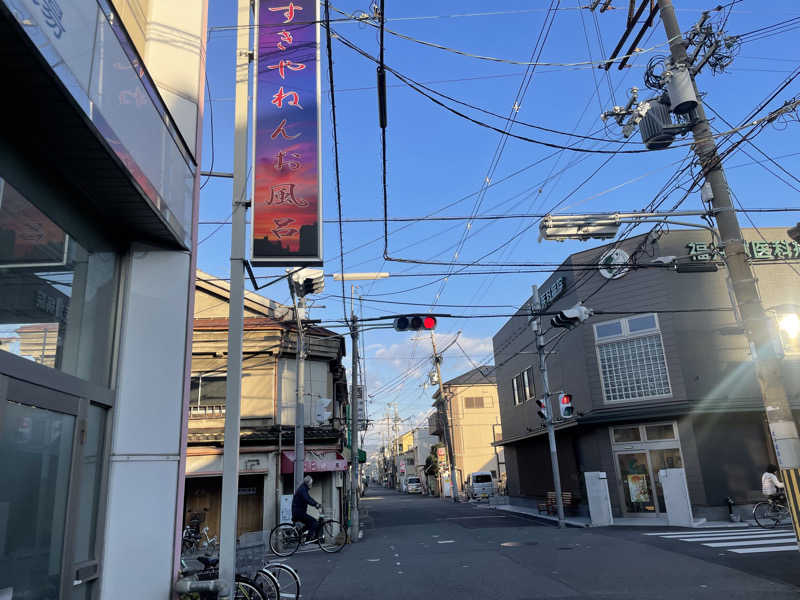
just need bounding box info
[465,472,495,500]
[406,476,422,494]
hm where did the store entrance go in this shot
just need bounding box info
[611,423,684,516]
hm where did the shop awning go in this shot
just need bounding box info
[280,451,347,474]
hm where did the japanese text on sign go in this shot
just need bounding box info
[252,0,321,265]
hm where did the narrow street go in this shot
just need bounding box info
[276,490,800,599]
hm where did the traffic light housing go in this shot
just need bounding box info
[535,397,549,421]
[550,303,593,329]
[393,315,437,332]
[558,392,574,418]
[289,268,324,297]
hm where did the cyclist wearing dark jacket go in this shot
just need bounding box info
[292,475,321,539]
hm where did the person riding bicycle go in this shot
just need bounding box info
[762,464,786,503]
[292,475,321,540]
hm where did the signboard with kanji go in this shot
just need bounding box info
[252,1,322,265]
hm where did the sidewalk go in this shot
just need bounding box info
[478,499,754,529]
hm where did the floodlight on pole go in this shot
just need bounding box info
[332,272,390,281]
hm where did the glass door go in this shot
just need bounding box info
[649,448,684,517]
[616,452,657,515]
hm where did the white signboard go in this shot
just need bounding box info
[280,494,293,524]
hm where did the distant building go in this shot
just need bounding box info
[184,271,349,538]
[430,367,505,497]
[492,227,800,521]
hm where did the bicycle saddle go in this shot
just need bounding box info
[197,555,219,568]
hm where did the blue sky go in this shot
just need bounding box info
[197,1,800,451]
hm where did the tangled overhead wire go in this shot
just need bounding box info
[644,54,668,90]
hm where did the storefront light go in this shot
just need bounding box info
[779,314,800,339]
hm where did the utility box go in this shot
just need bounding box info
[659,468,694,527]
[585,472,614,526]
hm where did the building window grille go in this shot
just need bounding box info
[464,397,485,409]
[594,314,671,402]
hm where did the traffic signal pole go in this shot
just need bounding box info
[290,289,306,493]
[658,0,800,475]
[531,285,565,528]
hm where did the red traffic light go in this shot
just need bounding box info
[558,392,574,418]
[394,315,438,332]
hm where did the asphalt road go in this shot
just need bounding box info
[275,489,800,600]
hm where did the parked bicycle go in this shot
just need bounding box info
[178,555,278,600]
[182,524,218,555]
[268,512,347,557]
[257,561,300,600]
[753,495,793,529]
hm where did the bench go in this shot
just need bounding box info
[538,491,575,515]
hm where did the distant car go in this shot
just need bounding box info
[466,472,495,500]
[406,476,422,494]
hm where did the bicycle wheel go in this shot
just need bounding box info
[261,562,300,600]
[318,520,347,553]
[753,502,784,528]
[253,568,280,600]
[235,578,265,600]
[269,523,301,557]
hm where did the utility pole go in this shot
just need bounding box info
[218,0,251,594]
[290,289,306,492]
[658,0,800,471]
[431,333,459,502]
[531,285,565,528]
[349,301,361,541]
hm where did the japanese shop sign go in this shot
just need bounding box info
[538,277,566,310]
[252,1,322,265]
[687,240,800,262]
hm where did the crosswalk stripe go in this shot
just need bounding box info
[701,536,797,548]
[643,529,745,536]
[676,531,797,542]
[730,544,799,554]
[646,528,791,538]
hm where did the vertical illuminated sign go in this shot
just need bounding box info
[252,1,322,265]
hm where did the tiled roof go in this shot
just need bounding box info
[443,366,496,386]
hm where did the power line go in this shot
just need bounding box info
[324,0,349,324]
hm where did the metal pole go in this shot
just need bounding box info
[657,0,800,470]
[531,285,565,528]
[349,312,360,541]
[219,0,251,593]
[291,291,306,492]
[431,333,459,502]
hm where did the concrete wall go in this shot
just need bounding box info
[100,246,192,599]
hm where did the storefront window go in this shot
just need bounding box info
[0,401,75,598]
[645,424,676,441]
[0,178,118,386]
[613,426,641,443]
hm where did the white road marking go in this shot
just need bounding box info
[437,540,456,544]
[702,536,797,548]
[676,531,795,542]
[730,544,800,554]
[644,527,798,555]
[644,529,752,537]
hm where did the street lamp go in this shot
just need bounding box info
[538,210,711,242]
[332,272,389,281]
[779,314,800,339]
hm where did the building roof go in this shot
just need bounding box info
[443,366,496,386]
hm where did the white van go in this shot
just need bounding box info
[466,472,495,499]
